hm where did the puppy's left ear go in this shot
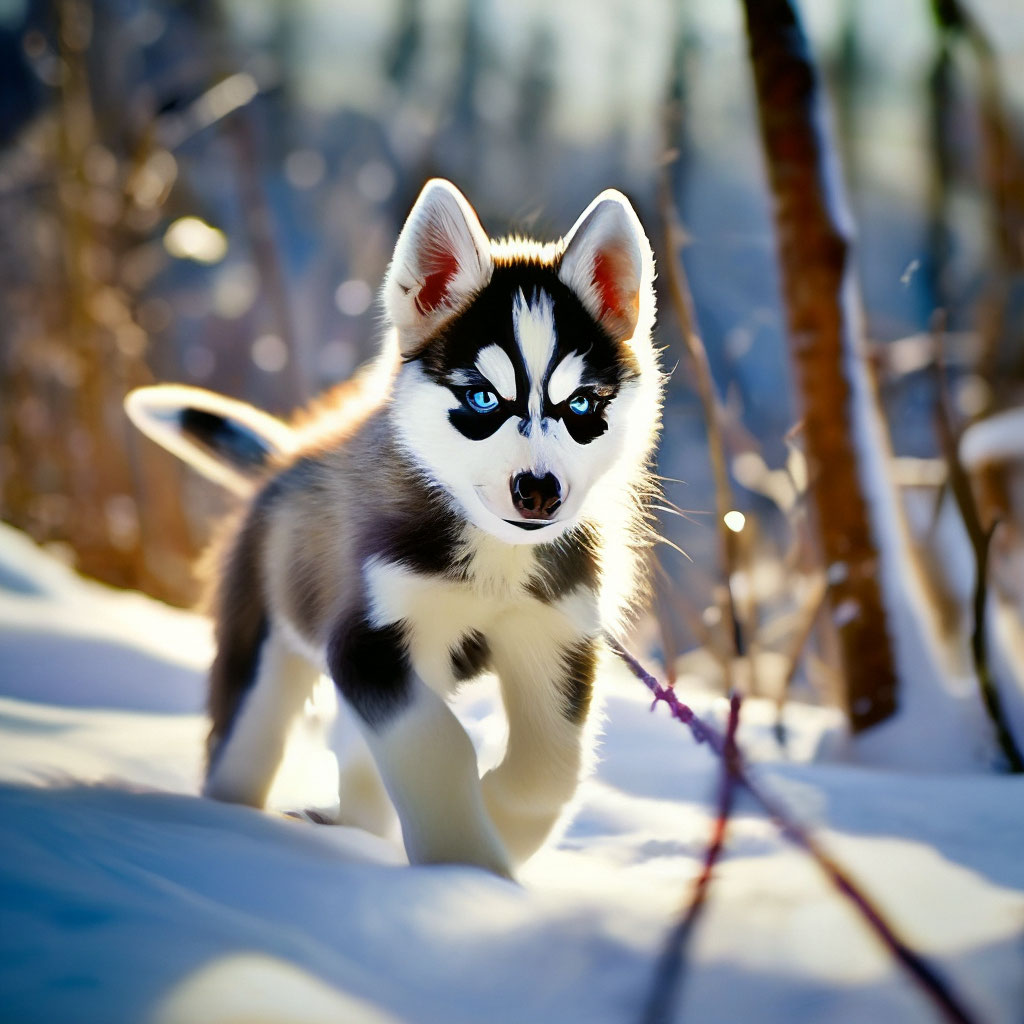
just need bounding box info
[385,179,493,356]
[559,191,654,344]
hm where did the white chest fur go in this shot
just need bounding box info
[362,537,600,696]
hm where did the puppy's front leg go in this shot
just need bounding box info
[482,631,599,866]
[328,613,511,877]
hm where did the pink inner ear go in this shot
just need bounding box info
[592,249,639,331]
[592,250,623,320]
[414,247,459,316]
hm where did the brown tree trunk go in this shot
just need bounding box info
[740,0,897,731]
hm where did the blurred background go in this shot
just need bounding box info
[1,0,1023,725]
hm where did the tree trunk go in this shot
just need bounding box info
[740,0,995,767]
[741,0,896,731]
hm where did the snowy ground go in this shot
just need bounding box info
[0,522,1022,1024]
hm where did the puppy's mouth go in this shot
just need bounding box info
[471,484,570,541]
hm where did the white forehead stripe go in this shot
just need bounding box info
[475,344,517,401]
[513,289,556,390]
[547,352,587,405]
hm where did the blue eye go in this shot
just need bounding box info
[568,393,594,415]
[466,389,499,413]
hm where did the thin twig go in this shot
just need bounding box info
[970,521,1022,771]
[650,551,681,687]
[931,0,1024,386]
[657,187,743,688]
[609,637,982,1024]
[652,557,720,668]
[773,573,829,747]
[639,693,742,1024]
[932,322,1024,772]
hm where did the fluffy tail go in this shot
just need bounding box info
[125,385,297,495]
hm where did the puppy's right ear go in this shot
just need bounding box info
[384,179,493,357]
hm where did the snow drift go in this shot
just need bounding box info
[0,523,1021,1023]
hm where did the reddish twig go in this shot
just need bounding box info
[640,693,743,1024]
[609,637,982,1024]
[690,692,743,903]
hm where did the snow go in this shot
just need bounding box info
[960,409,1024,470]
[839,274,999,770]
[0,523,1022,1023]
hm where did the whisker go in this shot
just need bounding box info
[652,505,702,527]
[656,495,709,517]
[653,533,694,562]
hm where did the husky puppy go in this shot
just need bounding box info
[127,180,662,877]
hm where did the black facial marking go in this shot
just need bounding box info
[560,638,598,723]
[527,525,599,603]
[416,263,637,444]
[328,613,412,729]
[448,405,509,440]
[558,403,610,444]
[450,629,490,681]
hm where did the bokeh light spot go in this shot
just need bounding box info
[724,510,746,533]
[164,217,227,264]
[334,279,372,317]
[252,334,288,373]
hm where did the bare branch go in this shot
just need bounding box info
[639,694,743,1024]
[932,325,1024,772]
[657,190,743,688]
[611,637,982,1024]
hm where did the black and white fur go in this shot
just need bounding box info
[127,180,662,877]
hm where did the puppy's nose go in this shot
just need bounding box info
[511,471,562,519]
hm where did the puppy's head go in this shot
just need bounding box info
[385,179,660,546]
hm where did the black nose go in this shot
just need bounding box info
[511,471,562,519]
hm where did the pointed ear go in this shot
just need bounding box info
[558,190,654,344]
[384,179,493,355]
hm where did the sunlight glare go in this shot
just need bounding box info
[163,217,228,264]
[724,510,746,533]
